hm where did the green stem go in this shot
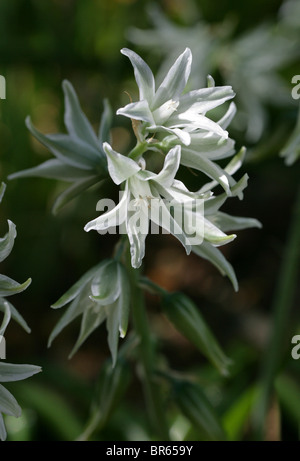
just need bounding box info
[126,254,170,440]
[128,141,148,161]
[254,184,300,438]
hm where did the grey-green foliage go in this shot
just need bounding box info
[0,183,41,441]
[9,81,112,214]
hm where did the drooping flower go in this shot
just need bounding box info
[9,81,111,213]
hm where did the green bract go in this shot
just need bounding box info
[9,81,111,213]
[49,259,130,367]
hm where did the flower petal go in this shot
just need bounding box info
[62,80,99,149]
[84,186,129,233]
[104,142,141,185]
[121,48,155,103]
[152,48,192,109]
[117,100,155,125]
[146,145,181,187]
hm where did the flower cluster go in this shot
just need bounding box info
[11,48,261,363]
[85,47,260,276]
[0,183,41,441]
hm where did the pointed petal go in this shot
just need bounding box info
[193,242,238,291]
[104,142,140,185]
[147,125,191,145]
[90,260,121,304]
[218,102,237,129]
[62,80,99,148]
[178,86,235,115]
[0,384,21,417]
[153,48,192,108]
[69,305,106,358]
[51,261,106,309]
[85,187,128,233]
[121,48,155,103]
[0,363,41,382]
[212,212,262,232]
[0,220,16,263]
[0,275,31,298]
[180,149,232,195]
[98,99,112,144]
[146,145,181,187]
[117,264,130,338]
[127,207,149,268]
[117,100,155,124]
[0,298,31,334]
[8,159,94,183]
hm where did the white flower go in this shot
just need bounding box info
[117,48,235,146]
[84,143,236,269]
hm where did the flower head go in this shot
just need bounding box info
[85,143,240,269]
[117,48,235,146]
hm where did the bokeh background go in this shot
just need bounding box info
[0,0,299,441]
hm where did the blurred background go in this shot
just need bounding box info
[0,0,299,441]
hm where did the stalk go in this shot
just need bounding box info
[254,184,300,438]
[126,252,170,440]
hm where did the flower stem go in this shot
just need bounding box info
[126,254,170,440]
[254,183,300,438]
[128,141,148,161]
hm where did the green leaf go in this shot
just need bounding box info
[222,385,259,440]
[0,275,31,297]
[171,378,226,441]
[161,292,232,376]
[0,363,41,383]
[78,357,131,440]
[0,384,21,418]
